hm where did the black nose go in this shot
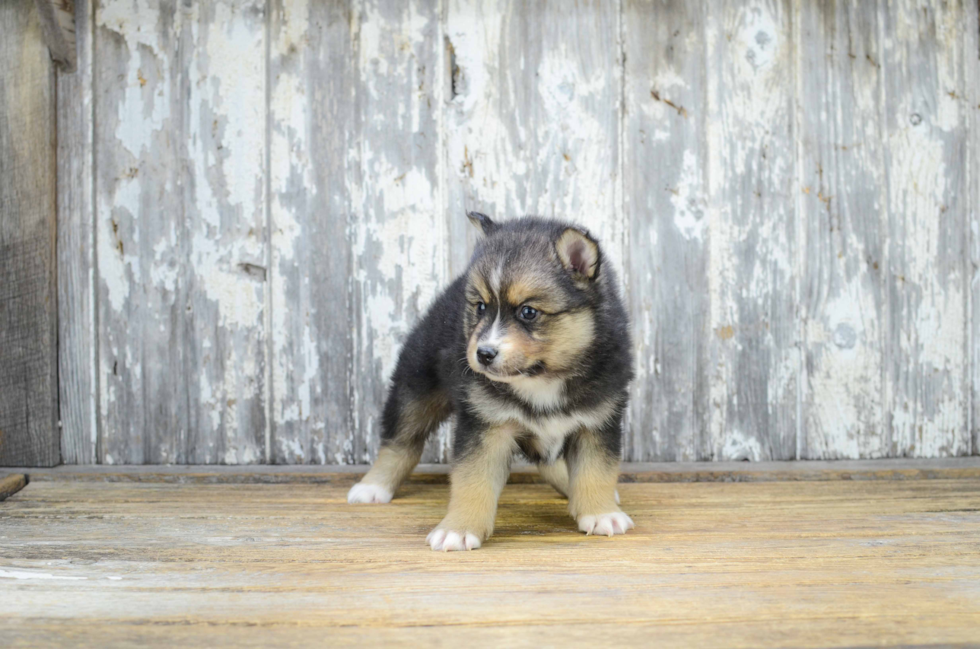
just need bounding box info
[477,346,498,366]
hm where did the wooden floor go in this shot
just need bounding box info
[2,471,980,647]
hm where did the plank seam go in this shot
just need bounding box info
[90,0,101,465]
[263,0,273,465]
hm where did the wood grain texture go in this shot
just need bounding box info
[2,479,979,647]
[34,0,77,71]
[705,0,798,460]
[0,0,60,468]
[971,0,980,456]
[269,0,355,465]
[798,0,887,459]
[94,0,185,464]
[58,0,98,465]
[180,0,268,464]
[623,0,709,461]
[351,0,450,463]
[880,0,971,457]
[95,0,268,464]
[444,0,625,280]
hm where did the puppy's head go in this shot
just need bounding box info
[463,213,601,382]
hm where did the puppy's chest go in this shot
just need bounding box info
[470,385,613,463]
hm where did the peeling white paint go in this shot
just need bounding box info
[0,569,87,581]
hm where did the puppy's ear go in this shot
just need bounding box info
[467,211,499,236]
[556,227,600,280]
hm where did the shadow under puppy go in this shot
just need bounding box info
[348,213,634,551]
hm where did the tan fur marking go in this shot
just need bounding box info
[360,392,450,493]
[539,310,595,372]
[567,431,621,519]
[468,270,492,303]
[433,425,518,541]
[357,445,423,494]
[538,458,570,498]
[505,277,563,312]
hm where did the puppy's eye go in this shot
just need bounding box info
[519,305,538,321]
[476,302,487,316]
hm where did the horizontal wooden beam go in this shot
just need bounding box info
[11,457,980,485]
[33,0,75,72]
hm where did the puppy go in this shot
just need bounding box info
[348,213,634,551]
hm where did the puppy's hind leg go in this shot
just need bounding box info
[348,387,451,504]
[537,458,570,498]
[538,457,619,504]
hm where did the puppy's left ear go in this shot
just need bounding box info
[556,227,600,280]
[467,211,500,236]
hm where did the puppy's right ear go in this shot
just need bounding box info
[467,211,499,236]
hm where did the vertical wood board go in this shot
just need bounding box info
[0,0,61,467]
[269,0,356,464]
[350,0,449,463]
[58,0,98,464]
[798,0,888,459]
[880,0,971,457]
[623,0,710,461]
[704,0,799,460]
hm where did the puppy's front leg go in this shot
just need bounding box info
[567,427,634,537]
[427,421,517,552]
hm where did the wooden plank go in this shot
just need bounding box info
[1,479,979,647]
[94,0,183,464]
[33,0,77,72]
[444,0,625,283]
[0,474,28,501]
[622,0,709,461]
[0,0,60,468]
[12,457,980,484]
[971,0,980,456]
[798,1,887,458]
[181,0,268,464]
[705,0,798,460]
[58,0,97,464]
[880,0,971,457]
[351,0,449,463]
[95,0,267,464]
[268,0,355,464]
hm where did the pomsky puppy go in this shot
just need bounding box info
[348,213,634,551]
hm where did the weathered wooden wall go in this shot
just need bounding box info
[0,0,61,467]
[51,0,979,465]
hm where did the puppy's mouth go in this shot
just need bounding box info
[477,362,546,382]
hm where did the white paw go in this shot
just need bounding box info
[578,511,634,537]
[347,482,393,504]
[426,528,482,552]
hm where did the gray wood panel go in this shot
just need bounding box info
[0,0,60,467]
[94,0,267,464]
[879,0,971,457]
[269,0,355,464]
[798,0,888,458]
[94,0,184,464]
[704,0,799,460]
[623,0,709,461]
[58,0,98,464]
[180,0,268,464]
[350,0,450,463]
[444,0,624,277]
[970,0,980,456]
